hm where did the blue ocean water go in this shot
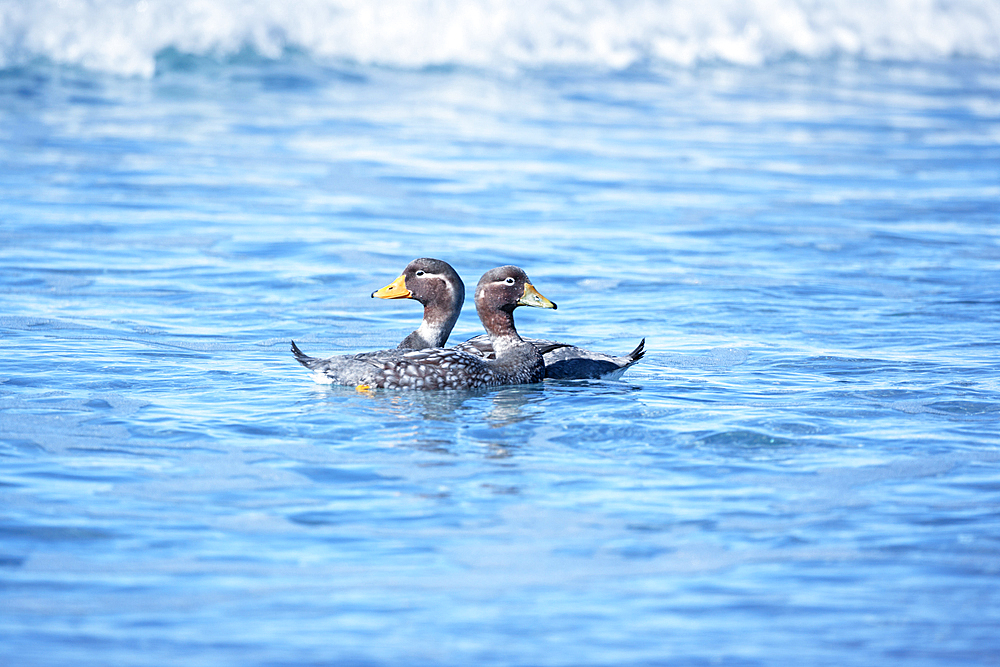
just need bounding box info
[2,1,1000,665]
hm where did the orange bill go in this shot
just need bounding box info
[371,274,411,299]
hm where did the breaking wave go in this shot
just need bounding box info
[2,0,999,76]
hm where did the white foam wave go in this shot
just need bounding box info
[2,0,999,76]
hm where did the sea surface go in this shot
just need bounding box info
[2,1,1000,665]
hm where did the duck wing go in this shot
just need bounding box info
[458,335,645,380]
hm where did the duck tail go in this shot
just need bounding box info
[628,338,646,363]
[290,340,319,369]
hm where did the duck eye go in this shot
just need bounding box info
[504,277,515,285]
[415,270,425,277]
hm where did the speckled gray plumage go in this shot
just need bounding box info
[291,341,544,390]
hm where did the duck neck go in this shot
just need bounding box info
[477,304,524,357]
[399,296,461,349]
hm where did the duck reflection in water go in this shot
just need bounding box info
[345,383,544,427]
